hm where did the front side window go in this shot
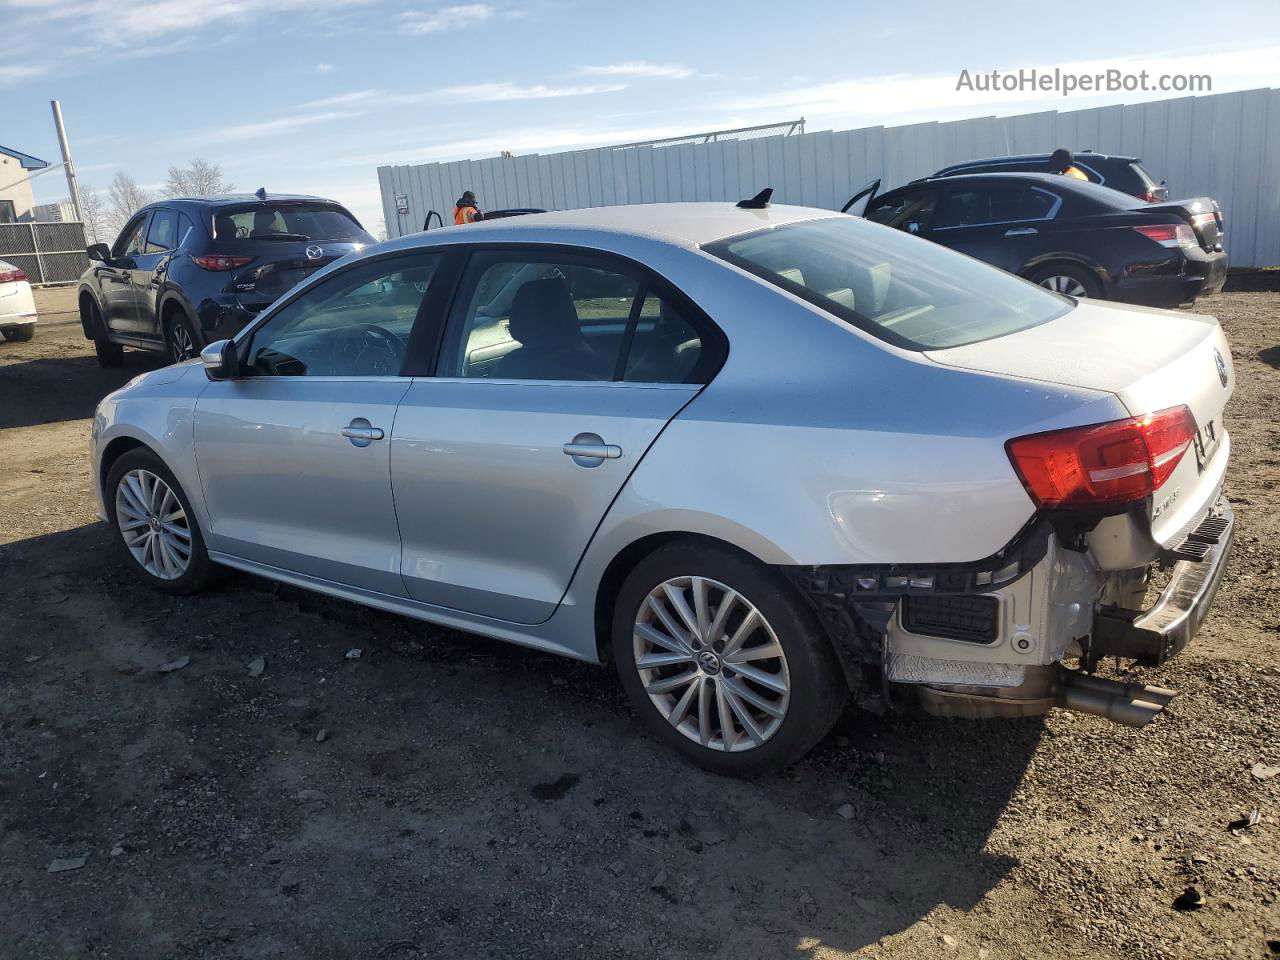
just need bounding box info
[932,186,1059,230]
[244,254,440,377]
[442,253,703,383]
[213,203,364,242]
[865,190,937,235]
[706,216,1071,350]
[112,215,149,258]
[144,209,179,253]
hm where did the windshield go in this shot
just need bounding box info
[705,216,1071,350]
[213,203,364,242]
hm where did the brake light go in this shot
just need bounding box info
[192,255,253,271]
[0,267,28,283]
[1006,406,1197,508]
[1133,224,1196,248]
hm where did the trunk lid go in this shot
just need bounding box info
[926,299,1234,544]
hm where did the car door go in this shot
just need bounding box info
[100,213,149,333]
[927,183,1062,273]
[193,252,443,595]
[391,247,718,625]
[863,186,938,238]
[131,207,180,339]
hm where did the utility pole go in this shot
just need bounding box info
[50,100,83,222]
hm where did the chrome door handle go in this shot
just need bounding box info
[341,418,385,447]
[564,432,621,467]
[1004,227,1038,237]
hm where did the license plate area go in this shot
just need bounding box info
[1193,417,1220,470]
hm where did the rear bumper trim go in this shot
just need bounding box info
[1092,501,1234,666]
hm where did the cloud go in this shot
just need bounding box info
[296,81,623,113]
[400,3,494,34]
[577,61,694,80]
[0,64,46,84]
[193,111,361,145]
[316,63,333,73]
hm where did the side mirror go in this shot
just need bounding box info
[200,339,238,381]
[87,242,111,262]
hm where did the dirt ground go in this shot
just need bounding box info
[1,289,1277,960]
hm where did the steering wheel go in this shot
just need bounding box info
[331,323,406,376]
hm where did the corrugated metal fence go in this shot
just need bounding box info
[0,221,89,284]
[379,87,1280,267]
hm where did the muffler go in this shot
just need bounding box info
[1059,671,1173,727]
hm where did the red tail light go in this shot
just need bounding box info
[192,255,253,271]
[1006,406,1197,508]
[0,267,28,283]
[1133,223,1196,248]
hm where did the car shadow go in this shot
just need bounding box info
[0,349,165,430]
[1,522,1039,957]
[1258,345,1280,370]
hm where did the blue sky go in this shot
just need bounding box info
[4,0,1279,233]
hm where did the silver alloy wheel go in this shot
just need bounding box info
[170,322,196,362]
[114,469,193,580]
[1039,274,1088,297]
[633,576,791,753]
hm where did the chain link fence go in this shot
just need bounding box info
[0,221,89,285]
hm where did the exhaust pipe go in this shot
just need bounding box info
[1059,671,1173,727]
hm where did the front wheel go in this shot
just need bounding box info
[611,543,847,776]
[106,448,222,595]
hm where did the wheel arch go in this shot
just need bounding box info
[1020,254,1109,293]
[159,294,197,345]
[78,287,104,339]
[590,530,813,666]
[99,436,152,500]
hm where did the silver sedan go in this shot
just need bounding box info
[91,200,1234,775]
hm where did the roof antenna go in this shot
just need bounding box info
[255,187,267,200]
[736,187,773,209]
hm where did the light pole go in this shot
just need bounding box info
[50,100,82,222]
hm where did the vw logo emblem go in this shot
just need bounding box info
[305,244,324,260]
[697,650,721,674]
[1213,348,1228,387]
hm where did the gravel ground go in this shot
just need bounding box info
[1,291,1277,960]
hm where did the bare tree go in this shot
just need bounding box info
[106,171,152,235]
[162,158,233,198]
[76,185,107,245]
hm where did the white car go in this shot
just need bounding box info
[0,258,37,342]
[90,198,1234,775]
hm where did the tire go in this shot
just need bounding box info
[611,542,847,777]
[3,324,34,342]
[105,448,223,595]
[1029,263,1102,299]
[85,300,124,367]
[166,310,200,364]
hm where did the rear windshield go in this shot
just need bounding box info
[705,217,1071,350]
[213,203,363,242]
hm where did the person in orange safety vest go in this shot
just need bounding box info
[1048,148,1090,182]
[454,190,482,224]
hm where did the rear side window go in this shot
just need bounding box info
[441,252,709,383]
[212,204,364,242]
[932,186,1059,229]
[706,217,1070,350]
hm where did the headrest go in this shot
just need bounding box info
[508,277,580,346]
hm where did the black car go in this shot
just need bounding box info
[78,193,373,366]
[934,151,1168,202]
[847,173,1226,307]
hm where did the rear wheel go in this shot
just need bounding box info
[2,324,34,342]
[166,310,200,363]
[106,448,222,595]
[611,542,847,776]
[1029,263,1102,299]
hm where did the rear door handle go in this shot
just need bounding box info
[1004,227,1038,237]
[564,432,621,467]
[341,418,385,447]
